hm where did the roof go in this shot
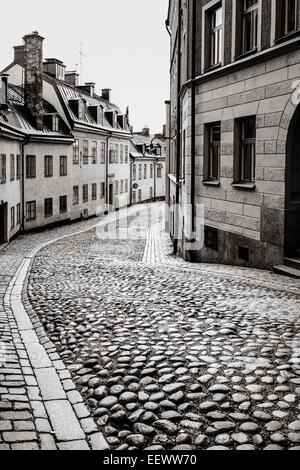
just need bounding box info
[130,133,166,160]
[0,84,73,138]
[52,77,131,134]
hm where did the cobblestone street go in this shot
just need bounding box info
[1,202,300,450]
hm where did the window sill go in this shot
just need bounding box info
[275,30,300,45]
[203,180,220,187]
[45,175,53,178]
[232,182,256,190]
[234,48,257,61]
[204,63,221,74]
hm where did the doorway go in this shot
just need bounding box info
[285,106,300,257]
[0,202,8,245]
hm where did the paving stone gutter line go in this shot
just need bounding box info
[1,211,137,451]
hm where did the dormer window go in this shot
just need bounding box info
[52,115,59,132]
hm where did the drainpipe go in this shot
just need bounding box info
[20,135,29,233]
[190,0,197,261]
[105,131,112,214]
[173,0,182,256]
[129,157,133,206]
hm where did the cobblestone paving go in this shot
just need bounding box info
[0,213,115,450]
[25,202,300,451]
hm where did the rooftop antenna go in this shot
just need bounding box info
[79,43,87,84]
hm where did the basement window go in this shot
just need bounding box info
[238,246,250,261]
[204,226,219,251]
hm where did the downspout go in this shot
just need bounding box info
[190,0,197,261]
[174,0,182,256]
[154,158,157,200]
[129,157,133,206]
[20,135,29,233]
[105,131,112,214]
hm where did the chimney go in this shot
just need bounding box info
[24,31,44,130]
[65,71,79,87]
[77,82,95,97]
[142,126,150,137]
[14,45,25,66]
[0,74,9,110]
[43,58,65,80]
[101,88,111,101]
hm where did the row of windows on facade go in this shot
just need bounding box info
[204,116,256,183]
[132,163,163,181]
[0,154,21,183]
[24,180,130,222]
[132,188,154,203]
[173,116,256,183]
[73,139,129,165]
[205,0,299,70]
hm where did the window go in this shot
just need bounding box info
[115,144,119,164]
[109,144,115,163]
[73,139,80,164]
[133,164,137,181]
[150,187,153,199]
[26,201,36,221]
[60,156,67,176]
[144,164,147,179]
[59,195,67,214]
[92,183,97,200]
[73,186,79,205]
[115,180,119,195]
[53,115,59,132]
[26,155,36,178]
[44,198,53,218]
[44,156,53,177]
[16,155,21,180]
[206,5,223,69]
[138,164,143,180]
[150,164,153,179]
[83,184,88,202]
[83,140,89,164]
[234,116,256,183]
[125,145,129,163]
[204,123,221,181]
[242,0,258,54]
[11,206,15,229]
[120,180,124,194]
[157,165,163,178]
[1,155,7,184]
[100,182,105,198]
[138,189,142,202]
[120,144,124,163]
[125,179,128,193]
[132,191,136,204]
[92,141,97,163]
[100,142,106,164]
[276,0,299,38]
[17,203,21,225]
[10,155,15,181]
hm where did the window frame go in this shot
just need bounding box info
[203,0,224,72]
[60,156,68,176]
[44,198,53,218]
[73,139,80,165]
[10,206,15,230]
[73,186,79,205]
[233,0,261,59]
[10,154,15,181]
[59,195,68,214]
[83,184,89,203]
[92,183,97,201]
[44,155,53,178]
[26,155,36,179]
[204,122,221,182]
[26,201,36,221]
[233,116,256,184]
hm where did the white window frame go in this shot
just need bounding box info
[202,0,225,73]
[232,0,262,60]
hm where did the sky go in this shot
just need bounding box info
[0,0,170,134]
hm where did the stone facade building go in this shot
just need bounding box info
[130,127,166,204]
[166,0,300,275]
[0,32,132,247]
